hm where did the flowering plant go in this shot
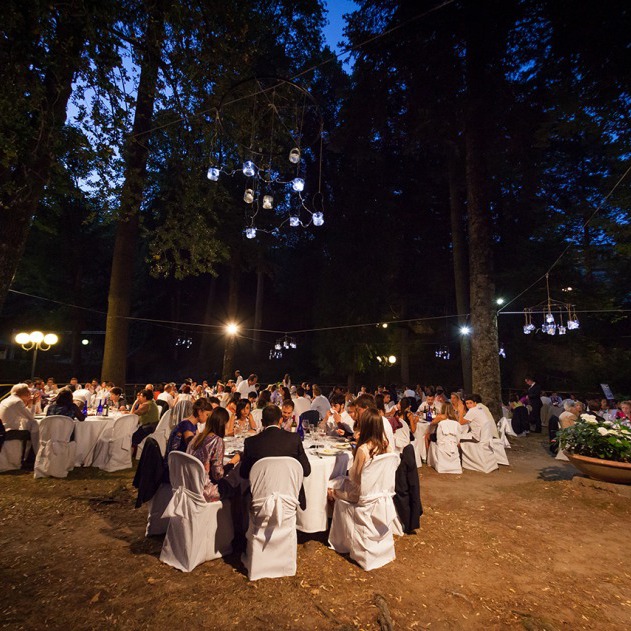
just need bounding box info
[557,413,631,463]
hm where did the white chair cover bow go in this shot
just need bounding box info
[243,456,303,580]
[160,451,233,572]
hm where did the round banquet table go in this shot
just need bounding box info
[35,413,124,467]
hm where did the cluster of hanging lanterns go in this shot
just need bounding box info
[269,334,297,360]
[435,346,450,360]
[522,275,580,336]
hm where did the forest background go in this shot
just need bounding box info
[1,0,630,401]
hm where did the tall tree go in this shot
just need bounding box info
[101,0,167,384]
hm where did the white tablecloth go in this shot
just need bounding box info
[36,414,123,467]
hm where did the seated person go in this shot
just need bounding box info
[327,407,393,504]
[46,388,85,421]
[130,388,160,447]
[234,399,257,433]
[166,398,211,457]
[508,394,530,435]
[559,400,580,429]
[425,402,459,453]
[106,387,128,411]
[397,397,418,434]
[240,404,311,509]
[322,393,354,436]
[418,393,443,420]
[461,394,495,442]
[281,399,299,432]
[0,383,41,457]
[186,407,239,501]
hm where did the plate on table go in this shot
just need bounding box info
[332,443,351,450]
[319,448,339,456]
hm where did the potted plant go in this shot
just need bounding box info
[557,414,631,484]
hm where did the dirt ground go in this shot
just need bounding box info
[1,435,630,631]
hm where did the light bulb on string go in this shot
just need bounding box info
[207,167,220,181]
[244,227,257,239]
[289,147,301,164]
[243,188,254,204]
[291,178,305,192]
[289,216,300,227]
[312,212,324,226]
[243,161,256,177]
[262,195,273,209]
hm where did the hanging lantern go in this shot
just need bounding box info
[242,161,256,177]
[291,178,305,192]
[558,325,567,335]
[243,188,254,204]
[262,195,274,209]
[312,212,324,226]
[289,147,301,164]
[275,342,282,350]
[244,227,257,239]
[567,319,580,330]
[545,313,555,324]
[206,167,220,181]
[289,216,300,227]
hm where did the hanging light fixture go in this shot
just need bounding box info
[312,212,324,226]
[289,216,300,227]
[243,188,254,204]
[262,194,274,209]
[291,177,305,192]
[242,161,256,177]
[289,147,301,164]
[244,227,257,239]
[207,167,220,181]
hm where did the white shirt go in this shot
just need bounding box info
[157,391,175,408]
[464,404,494,442]
[237,380,255,399]
[0,395,36,431]
[310,395,331,420]
[293,396,311,419]
[382,416,395,448]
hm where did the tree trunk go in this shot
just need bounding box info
[222,254,241,381]
[447,149,472,392]
[101,1,166,385]
[252,269,265,352]
[198,274,218,367]
[464,1,502,418]
[0,1,88,313]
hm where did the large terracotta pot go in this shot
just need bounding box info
[565,452,631,485]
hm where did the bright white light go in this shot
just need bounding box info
[312,212,324,226]
[381,323,388,328]
[496,297,505,305]
[545,313,555,324]
[225,323,239,336]
[15,332,30,345]
[289,216,300,227]
[376,356,383,363]
[567,319,580,330]
[243,188,254,204]
[388,355,397,364]
[206,167,220,181]
[242,161,256,177]
[291,178,305,192]
[558,325,567,335]
[43,334,58,345]
[275,342,282,350]
[30,331,44,344]
[289,147,301,164]
[460,326,471,336]
[245,227,257,239]
[523,325,532,335]
[262,195,273,209]
[82,339,89,346]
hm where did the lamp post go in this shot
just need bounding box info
[222,322,239,381]
[15,331,59,379]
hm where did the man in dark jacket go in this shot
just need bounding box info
[240,404,311,509]
[525,376,542,433]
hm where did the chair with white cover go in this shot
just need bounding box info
[490,438,510,466]
[243,456,303,581]
[137,409,172,460]
[412,424,429,467]
[329,452,399,571]
[0,433,28,472]
[160,452,233,572]
[91,414,139,472]
[460,420,499,474]
[251,408,263,432]
[427,420,462,474]
[34,416,76,479]
[496,418,512,447]
[393,421,410,454]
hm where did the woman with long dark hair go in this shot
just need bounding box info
[187,407,240,501]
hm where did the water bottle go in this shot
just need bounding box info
[297,417,305,441]
[103,402,109,417]
[82,400,88,416]
[426,408,432,423]
[96,400,103,416]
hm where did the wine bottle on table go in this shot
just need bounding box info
[96,400,103,416]
[297,416,304,441]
